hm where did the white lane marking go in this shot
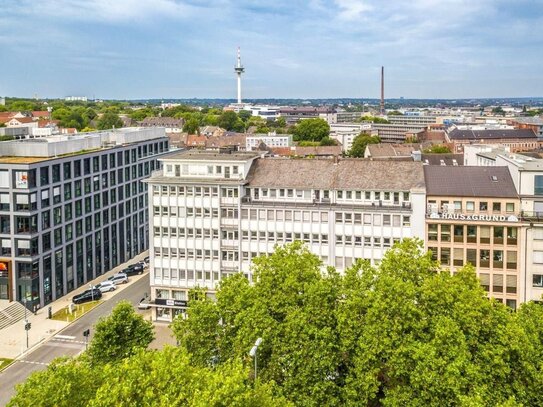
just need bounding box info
[54,335,76,340]
[18,360,49,366]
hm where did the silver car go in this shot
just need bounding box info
[108,272,128,285]
[94,281,116,293]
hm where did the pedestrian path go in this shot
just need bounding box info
[0,251,148,360]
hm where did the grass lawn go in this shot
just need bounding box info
[0,358,14,371]
[51,301,102,322]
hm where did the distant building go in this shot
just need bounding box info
[138,117,185,134]
[446,128,541,153]
[278,107,336,124]
[509,117,543,139]
[364,143,421,160]
[64,96,88,102]
[372,123,427,143]
[387,115,438,126]
[246,133,293,151]
[329,123,373,152]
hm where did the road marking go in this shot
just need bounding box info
[18,360,49,366]
[51,338,86,344]
[54,335,76,340]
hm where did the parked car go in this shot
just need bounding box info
[138,294,151,310]
[122,263,144,276]
[108,272,128,284]
[143,256,150,265]
[93,281,116,293]
[73,288,102,304]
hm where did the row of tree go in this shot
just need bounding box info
[9,239,543,406]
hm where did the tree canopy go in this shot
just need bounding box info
[423,144,452,154]
[86,300,154,365]
[348,133,380,157]
[291,118,330,142]
[172,240,543,406]
[9,241,543,406]
[96,112,123,130]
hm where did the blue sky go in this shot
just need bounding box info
[1,0,543,99]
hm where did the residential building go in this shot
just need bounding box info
[509,117,543,139]
[424,166,523,308]
[138,117,185,134]
[387,115,438,126]
[0,128,169,308]
[364,143,421,160]
[145,151,426,321]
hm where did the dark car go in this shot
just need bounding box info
[72,288,102,304]
[123,263,144,276]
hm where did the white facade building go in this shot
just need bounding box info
[246,133,293,151]
[329,123,373,152]
[146,151,426,321]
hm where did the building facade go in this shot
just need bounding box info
[146,151,426,321]
[0,128,169,308]
[246,134,293,151]
[424,166,523,308]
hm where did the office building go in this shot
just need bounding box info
[146,151,426,321]
[0,128,169,308]
[424,166,523,308]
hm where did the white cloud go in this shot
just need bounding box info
[335,0,373,21]
[8,0,193,23]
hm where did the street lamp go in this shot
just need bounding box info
[89,284,94,302]
[249,337,263,380]
[22,298,30,349]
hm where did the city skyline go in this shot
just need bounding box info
[1,0,543,100]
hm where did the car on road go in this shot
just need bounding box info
[123,263,144,276]
[138,294,151,310]
[72,288,102,304]
[93,281,116,293]
[108,272,128,285]
[143,256,150,265]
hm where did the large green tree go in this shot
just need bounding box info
[172,240,543,406]
[218,111,245,132]
[348,133,380,157]
[291,118,330,142]
[96,112,123,130]
[86,300,154,365]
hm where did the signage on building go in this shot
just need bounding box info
[15,172,28,188]
[429,213,519,222]
[155,298,188,307]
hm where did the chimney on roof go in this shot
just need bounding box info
[380,66,385,116]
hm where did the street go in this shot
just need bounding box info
[0,273,150,406]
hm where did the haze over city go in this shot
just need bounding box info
[2,0,543,100]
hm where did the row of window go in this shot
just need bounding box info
[164,163,240,178]
[153,185,220,197]
[1,196,147,235]
[428,200,516,214]
[1,210,147,256]
[428,224,518,245]
[428,246,518,270]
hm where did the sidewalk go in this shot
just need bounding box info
[0,251,149,360]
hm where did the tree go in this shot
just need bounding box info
[218,111,244,132]
[96,112,123,130]
[86,301,154,365]
[319,137,337,146]
[492,106,506,116]
[171,240,543,406]
[238,110,252,122]
[183,118,200,135]
[9,349,288,407]
[423,144,452,154]
[291,118,330,142]
[347,133,380,157]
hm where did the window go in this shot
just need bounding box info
[535,175,543,195]
[466,201,475,211]
[428,224,438,241]
[492,202,501,212]
[506,202,515,212]
[533,274,543,287]
[480,249,490,268]
[440,224,451,242]
[479,201,488,211]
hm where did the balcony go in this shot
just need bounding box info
[520,211,543,222]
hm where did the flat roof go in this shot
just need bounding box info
[162,150,261,162]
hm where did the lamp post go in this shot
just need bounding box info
[23,298,30,349]
[249,337,263,380]
[89,284,94,302]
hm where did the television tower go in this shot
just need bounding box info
[234,47,245,104]
[380,66,385,115]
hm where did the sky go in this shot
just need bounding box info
[1,0,543,100]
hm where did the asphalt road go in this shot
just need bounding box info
[0,273,150,406]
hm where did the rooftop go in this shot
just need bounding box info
[246,158,425,191]
[424,166,518,198]
[448,128,537,140]
[162,150,261,162]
